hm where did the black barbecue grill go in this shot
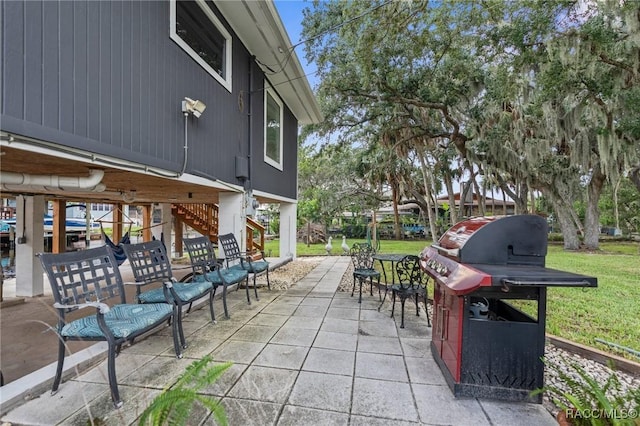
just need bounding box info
[419,215,597,402]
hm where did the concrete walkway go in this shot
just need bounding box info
[1,257,556,425]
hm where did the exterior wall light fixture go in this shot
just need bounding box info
[182,97,206,118]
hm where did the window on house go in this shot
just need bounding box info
[264,87,283,170]
[170,0,232,92]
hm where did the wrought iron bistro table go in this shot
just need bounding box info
[372,253,409,311]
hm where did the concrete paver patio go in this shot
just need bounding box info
[0,257,556,425]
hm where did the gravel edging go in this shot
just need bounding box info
[254,256,324,291]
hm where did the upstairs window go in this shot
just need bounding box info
[170,0,232,92]
[264,86,283,170]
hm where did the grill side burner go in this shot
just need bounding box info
[420,215,597,403]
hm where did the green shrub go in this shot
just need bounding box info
[139,356,232,426]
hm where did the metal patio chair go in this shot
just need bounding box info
[392,255,431,328]
[350,242,381,303]
[218,233,270,303]
[122,240,213,340]
[182,235,249,319]
[37,246,182,409]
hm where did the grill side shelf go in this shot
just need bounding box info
[502,279,591,287]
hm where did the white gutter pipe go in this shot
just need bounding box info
[0,169,105,191]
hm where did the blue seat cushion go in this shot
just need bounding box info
[137,281,213,304]
[230,260,269,274]
[193,268,248,285]
[60,303,173,339]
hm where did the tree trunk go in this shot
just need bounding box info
[569,207,584,237]
[417,146,439,240]
[491,187,496,215]
[542,187,580,250]
[502,188,507,215]
[583,165,605,250]
[443,172,458,225]
[613,177,621,231]
[391,181,402,240]
[496,175,527,214]
[630,164,640,192]
[529,185,536,214]
[473,178,485,216]
[372,210,378,249]
[460,181,473,218]
[515,182,529,214]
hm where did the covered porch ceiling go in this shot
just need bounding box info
[0,141,235,205]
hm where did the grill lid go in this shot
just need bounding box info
[421,215,597,295]
[436,215,548,266]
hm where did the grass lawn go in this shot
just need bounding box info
[265,238,640,359]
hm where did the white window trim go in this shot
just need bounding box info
[170,0,233,92]
[264,85,284,171]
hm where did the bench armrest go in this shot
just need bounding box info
[53,301,111,314]
[123,280,174,288]
[243,250,266,262]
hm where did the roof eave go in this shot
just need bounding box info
[215,0,323,125]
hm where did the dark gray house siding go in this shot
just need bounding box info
[0,0,299,200]
[250,98,298,198]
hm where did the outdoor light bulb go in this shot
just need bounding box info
[192,99,206,116]
[182,97,206,118]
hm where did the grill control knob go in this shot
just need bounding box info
[425,258,449,276]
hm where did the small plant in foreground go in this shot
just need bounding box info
[139,356,232,426]
[532,357,640,426]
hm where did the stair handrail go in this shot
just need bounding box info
[172,203,265,254]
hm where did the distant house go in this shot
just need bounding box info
[0,0,321,296]
[436,193,516,216]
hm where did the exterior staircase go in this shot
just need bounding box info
[172,203,266,253]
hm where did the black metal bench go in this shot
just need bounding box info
[122,240,215,336]
[37,245,182,409]
[218,233,271,302]
[182,235,250,318]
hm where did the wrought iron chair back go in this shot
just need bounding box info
[395,255,429,291]
[349,242,381,303]
[350,242,376,270]
[392,255,431,328]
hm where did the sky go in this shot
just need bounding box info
[273,1,319,88]
[274,1,484,199]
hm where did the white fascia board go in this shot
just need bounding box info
[252,188,297,204]
[214,0,323,125]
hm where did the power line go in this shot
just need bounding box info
[260,0,395,75]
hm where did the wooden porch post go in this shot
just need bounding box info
[113,203,123,243]
[142,205,152,242]
[52,200,66,253]
[174,218,183,257]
